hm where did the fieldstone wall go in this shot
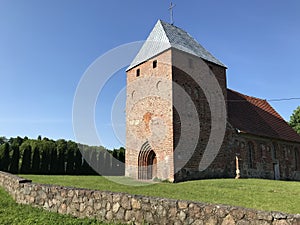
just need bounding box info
[0,171,299,225]
[232,133,300,181]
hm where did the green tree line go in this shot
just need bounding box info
[289,106,300,135]
[0,136,125,176]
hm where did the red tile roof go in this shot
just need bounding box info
[227,89,300,143]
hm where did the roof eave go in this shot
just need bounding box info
[235,129,300,144]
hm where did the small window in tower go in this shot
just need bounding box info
[136,69,140,77]
[153,60,157,68]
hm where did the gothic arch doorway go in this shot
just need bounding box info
[138,141,157,180]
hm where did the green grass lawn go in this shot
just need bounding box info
[0,187,121,225]
[21,175,300,215]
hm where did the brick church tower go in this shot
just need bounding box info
[125,20,229,182]
[125,20,300,182]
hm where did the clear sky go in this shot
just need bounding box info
[1,0,300,149]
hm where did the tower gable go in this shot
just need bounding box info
[127,20,225,71]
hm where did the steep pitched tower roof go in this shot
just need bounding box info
[127,20,225,71]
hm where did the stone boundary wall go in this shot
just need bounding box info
[0,171,299,225]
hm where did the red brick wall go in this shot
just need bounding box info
[125,48,300,182]
[171,49,234,181]
[125,50,175,181]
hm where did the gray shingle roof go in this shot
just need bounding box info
[127,20,225,71]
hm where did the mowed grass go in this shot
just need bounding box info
[21,175,300,214]
[0,187,121,225]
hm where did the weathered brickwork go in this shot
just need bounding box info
[126,50,175,181]
[171,49,232,181]
[125,44,300,182]
[1,171,299,225]
[232,134,300,180]
[125,46,232,182]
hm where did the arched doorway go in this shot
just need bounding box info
[138,141,157,180]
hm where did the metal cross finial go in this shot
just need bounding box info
[169,2,176,25]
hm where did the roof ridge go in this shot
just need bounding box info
[228,88,267,102]
[158,19,178,29]
[159,19,189,36]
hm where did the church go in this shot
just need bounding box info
[125,20,300,182]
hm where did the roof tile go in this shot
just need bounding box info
[228,89,300,143]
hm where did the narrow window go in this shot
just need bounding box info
[153,60,157,68]
[284,146,288,160]
[248,142,255,169]
[260,144,266,158]
[136,69,140,77]
[272,142,277,160]
[295,148,300,171]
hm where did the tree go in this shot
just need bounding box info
[0,136,7,145]
[9,136,23,147]
[289,106,300,134]
[9,144,20,174]
[110,147,125,176]
[111,149,119,175]
[66,141,76,174]
[74,148,83,174]
[81,149,92,175]
[119,147,125,163]
[56,139,67,174]
[90,150,98,175]
[40,149,49,174]
[40,139,53,175]
[118,147,125,176]
[20,144,32,174]
[31,146,41,174]
[49,148,58,174]
[0,142,10,171]
[98,150,105,175]
[104,151,112,175]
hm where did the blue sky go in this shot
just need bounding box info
[1,1,300,149]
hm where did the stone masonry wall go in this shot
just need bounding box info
[0,171,299,225]
[232,133,300,181]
